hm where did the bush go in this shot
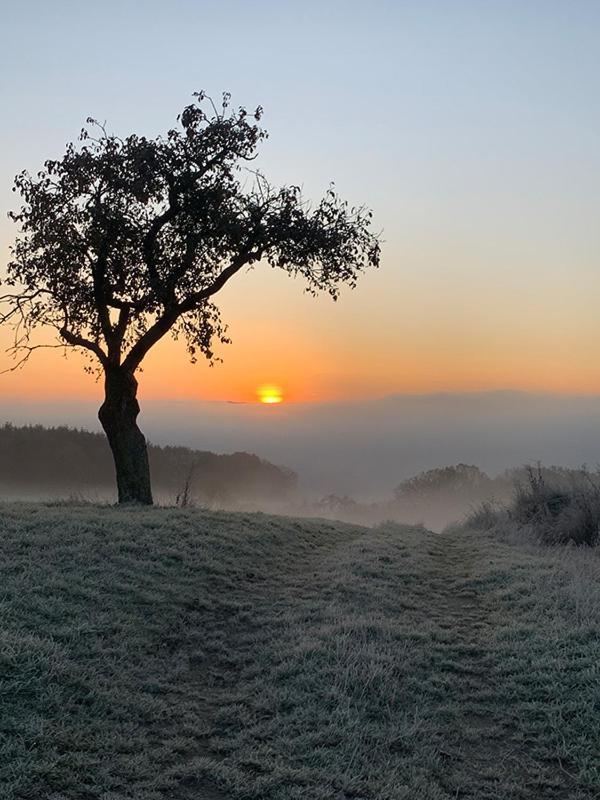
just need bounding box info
[394,464,492,502]
[464,500,504,531]
[512,466,600,546]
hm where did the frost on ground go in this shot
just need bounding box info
[0,503,599,799]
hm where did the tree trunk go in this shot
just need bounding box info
[98,367,153,505]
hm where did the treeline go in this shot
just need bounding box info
[313,463,595,531]
[0,423,297,502]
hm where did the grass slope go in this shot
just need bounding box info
[0,504,599,799]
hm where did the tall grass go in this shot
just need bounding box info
[512,465,600,545]
[465,464,600,546]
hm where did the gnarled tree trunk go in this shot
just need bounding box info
[98,367,153,505]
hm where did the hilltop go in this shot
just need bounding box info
[0,503,598,798]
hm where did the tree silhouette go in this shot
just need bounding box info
[3,91,380,504]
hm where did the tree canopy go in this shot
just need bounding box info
[4,91,380,373]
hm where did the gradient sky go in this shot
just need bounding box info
[1,0,600,405]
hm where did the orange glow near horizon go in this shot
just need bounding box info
[3,251,600,406]
[5,304,600,406]
[257,384,283,405]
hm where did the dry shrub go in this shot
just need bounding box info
[512,465,600,546]
[464,500,505,531]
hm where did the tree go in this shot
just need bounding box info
[3,92,380,504]
[394,464,491,502]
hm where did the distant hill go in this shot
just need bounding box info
[0,423,297,502]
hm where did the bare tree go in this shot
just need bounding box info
[3,91,380,504]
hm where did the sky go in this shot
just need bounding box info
[1,2,600,423]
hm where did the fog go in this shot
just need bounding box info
[2,391,600,504]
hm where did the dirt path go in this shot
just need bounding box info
[425,535,509,795]
[424,531,581,800]
[172,523,592,800]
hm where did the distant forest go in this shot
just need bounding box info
[0,424,297,502]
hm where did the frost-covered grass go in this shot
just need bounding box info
[0,503,598,799]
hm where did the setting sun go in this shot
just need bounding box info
[258,385,284,405]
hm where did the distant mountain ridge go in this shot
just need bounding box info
[0,423,297,502]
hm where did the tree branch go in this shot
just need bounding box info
[121,307,180,373]
[0,289,51,324]
[179,249,259,313]
[59,326,108,366]
[122,249,258,373]
[1,343,67,374]
[92,248,113,347]
[112,305,131,356]
[142,179,180,300]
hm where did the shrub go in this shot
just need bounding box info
[512,465,600,546]
[394,464,492,502]
[464,500,504,531]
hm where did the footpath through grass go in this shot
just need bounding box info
[0,503,599,799]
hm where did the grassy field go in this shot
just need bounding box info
[0,504,599,799]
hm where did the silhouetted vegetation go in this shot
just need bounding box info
[463,464,600,546]
[0,423,296,503]
[510,466,600,545]
[4,91,379,504]
[393,463,492,501]
[307,462,600,535]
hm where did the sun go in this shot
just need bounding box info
[257,384,284,405]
